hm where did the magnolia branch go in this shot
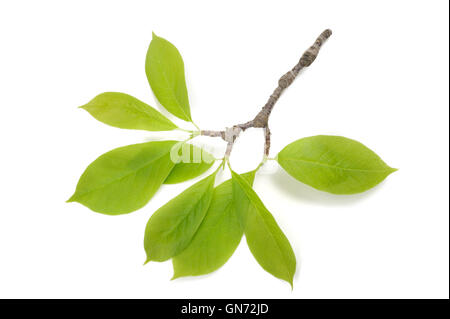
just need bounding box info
[199,29,332,158]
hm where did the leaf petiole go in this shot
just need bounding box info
[192,122,201,131]
[176,127,194,133]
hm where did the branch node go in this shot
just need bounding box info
[224,126,242,143]
[300,29,332,67]
[278,71,296,89]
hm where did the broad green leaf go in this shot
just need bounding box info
[172,171,256,279]
[144,173,217,262]
[164,143,215,184]
[80,92,178,131]
[277,135,397,194]
[145,33,192,122]
[231,170,296,287]
[67,141,177,215]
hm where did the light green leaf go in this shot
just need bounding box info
[144,173,217,262]
[277,135,397,194]
[67,141,177,215]
[231,170,296,287]
[172,171,256,279]
[145,33,192,122]
[164,143,215,184]
[80,92,178,131]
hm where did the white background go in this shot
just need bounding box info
[0,0,448,299]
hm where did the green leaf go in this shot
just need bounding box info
[80,92,178,131]
[231,170,296,287]
[145,33,192,122]
[144,173,217,262]
[67,141,177,215]
[172,171,256,279]
[277,135,397,194]
[164,143,215,184]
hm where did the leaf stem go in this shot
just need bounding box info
[176,127,193,133]
[214,157,226,173]
[191,121,201,131]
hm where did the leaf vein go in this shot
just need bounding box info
[281,157,391,173]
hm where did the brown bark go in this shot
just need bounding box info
[201,29,332,158]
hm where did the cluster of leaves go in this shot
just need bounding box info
[68,33,396,287]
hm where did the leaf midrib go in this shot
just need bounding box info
[151,55,191,122]
[237,177,293,280]
[75,149,171,199]
[280,156,391,173]
[196,197,234,234]
[122,100,174,127]
[157,179,213,255]
[250,203,293,281]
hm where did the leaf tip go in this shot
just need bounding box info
[285,273,295,290]
[143,258,151,266]
[152,31,158,39]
